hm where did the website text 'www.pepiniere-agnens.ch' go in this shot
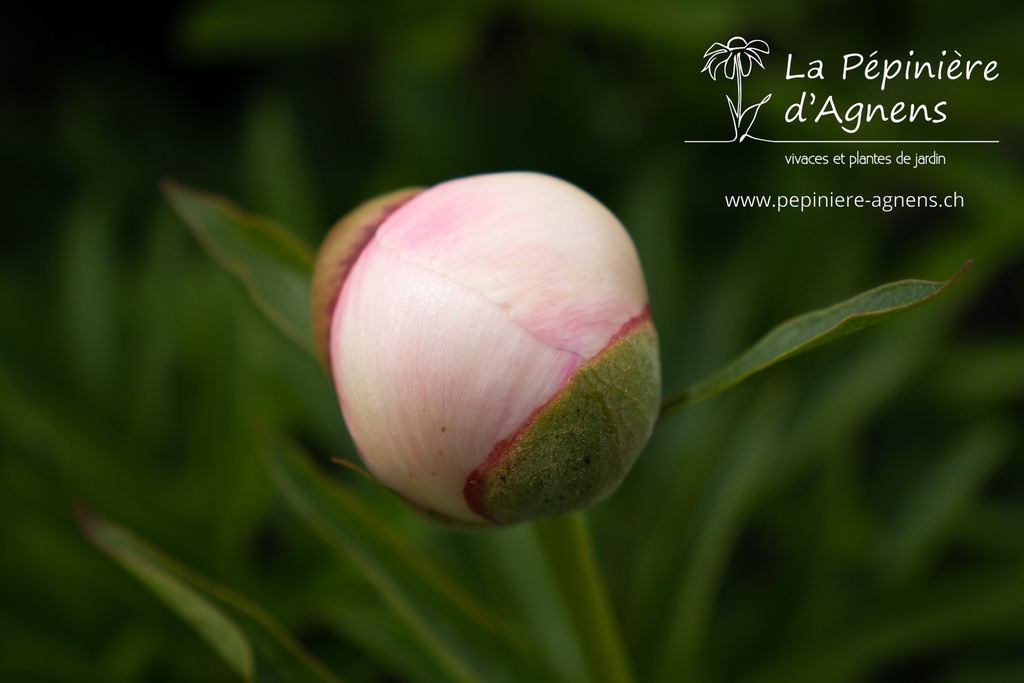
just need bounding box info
[725,192,964,212]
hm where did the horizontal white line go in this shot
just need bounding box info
[685,139,999,144]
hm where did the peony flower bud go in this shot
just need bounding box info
[311,172,660,526]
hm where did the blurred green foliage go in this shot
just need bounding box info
[1,1,1022,682]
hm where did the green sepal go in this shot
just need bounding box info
[466,318,661,524]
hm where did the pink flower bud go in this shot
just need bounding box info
[311,172,660,526]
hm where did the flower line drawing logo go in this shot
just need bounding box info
[702,37,772,142]
[688,37,999,145]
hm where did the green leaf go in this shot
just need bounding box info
[871,421,1009,586]
[260,434,537,683]
[77,505,343,683]
[659,261,971,422]
[650,386,793,681]
[161,180,316,356]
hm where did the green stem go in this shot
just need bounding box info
[533,513,636,683]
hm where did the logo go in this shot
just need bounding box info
[701,36,772,142]
[689,37,1000,145]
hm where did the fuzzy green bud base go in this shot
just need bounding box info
[464,316,660,525]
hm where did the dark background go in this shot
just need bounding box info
[1,1,1022,681]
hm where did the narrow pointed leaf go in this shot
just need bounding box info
[738,94,772,140]
[260,434,537,683]
[77,505,343,683]
[725,94,739,119]
[162,180,316,356]
[872,421,1008,585]
[660,261,971,422]
[651,388,792,681]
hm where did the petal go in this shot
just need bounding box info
[723,55,737,80]
[702,42,729,58]
[332,241,582,523]
[374,172,648,361]
[746,39,770,55]
[704,54,733,79]
[738,54,753,78]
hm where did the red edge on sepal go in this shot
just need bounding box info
[462,306,653,521]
